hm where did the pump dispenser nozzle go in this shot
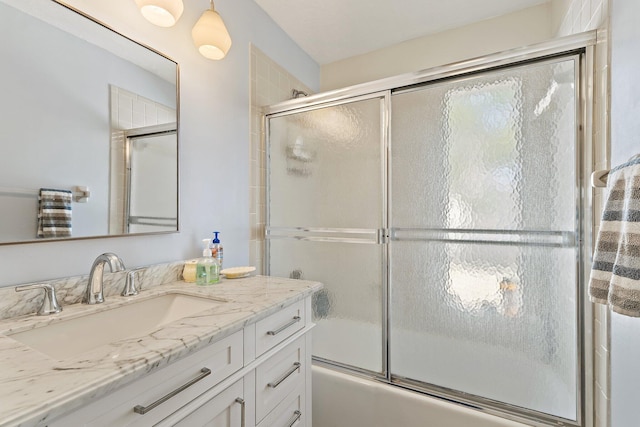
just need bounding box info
[202,238,212,257]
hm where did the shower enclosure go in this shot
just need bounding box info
[124,124,178,233]
[265,34,594,426]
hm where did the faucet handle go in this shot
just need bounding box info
[15,284,63,316]
[122,268,144,297]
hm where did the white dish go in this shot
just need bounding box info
[221,266,256,279]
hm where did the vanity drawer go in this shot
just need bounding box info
[257,382,305,427]
[165,378,244,427]
[255,300,305,356]
[51,330,244,427]
[255,335,305,423]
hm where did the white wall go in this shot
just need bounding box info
[0,0,319,287]
[320,4,553,91]
[609,0,640,425]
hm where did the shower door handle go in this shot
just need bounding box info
[265,226,383,244]
[377,228,388,244]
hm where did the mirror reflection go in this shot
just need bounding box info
[0,0,179,245]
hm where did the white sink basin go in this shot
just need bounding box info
[8,293,225,360]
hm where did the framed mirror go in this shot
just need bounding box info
[0,0,179,245]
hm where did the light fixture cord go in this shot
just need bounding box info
[210,0,215,11]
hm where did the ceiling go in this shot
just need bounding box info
[253,0,548,65]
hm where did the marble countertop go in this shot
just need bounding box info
[0,275,322,427]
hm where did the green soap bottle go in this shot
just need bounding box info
[197,239,220,285]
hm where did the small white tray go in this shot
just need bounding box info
[221,266,256,279]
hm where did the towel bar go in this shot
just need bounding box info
[0,186,90,202]
[590,153,640,188]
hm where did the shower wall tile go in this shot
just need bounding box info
[557,0,611,427]
[557,0,609,36]
[556,1,610,425]
[249,45,313,273]
[109,130,126,234]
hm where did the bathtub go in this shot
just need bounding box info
[312,365,530,427]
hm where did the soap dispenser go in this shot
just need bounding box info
[212,231,223,270]
[196,239,220,285]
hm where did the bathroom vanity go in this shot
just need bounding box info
[0,274,322,427]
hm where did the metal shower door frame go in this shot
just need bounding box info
[387,52,593,426]
[264,31,596,427]
[264,90,392,379]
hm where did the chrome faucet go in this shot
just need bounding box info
[83,253,125,304]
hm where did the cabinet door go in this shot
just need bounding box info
[169,379,244,427]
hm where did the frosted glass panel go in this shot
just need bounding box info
[390,242,577,418]
[391,59,576,231]
[267,96,385,374]
[390,56,579,420]
[269,239,383,373]
[268,98,383,229]
[128,132,177,233]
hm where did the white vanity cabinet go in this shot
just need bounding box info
[48,296,313,427]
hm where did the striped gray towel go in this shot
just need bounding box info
[589,157,640,317]
[37,188,72,238]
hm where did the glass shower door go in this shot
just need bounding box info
[389,56,580,421]
[126,130,177,233]
[267,95,386,374]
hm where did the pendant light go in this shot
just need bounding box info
[192,0,232,60]
[135,0,184,27]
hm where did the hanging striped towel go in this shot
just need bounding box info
[589,157,640,317]
[37,188,72,238]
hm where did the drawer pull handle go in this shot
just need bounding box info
[287,410,302,427]
[235,398,246,427]
[267,362,301,389]
[267,316,301,336]
[133,367,211,415]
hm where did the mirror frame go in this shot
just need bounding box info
[0,0,180,246]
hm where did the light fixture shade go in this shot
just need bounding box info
[135,0,184,27]
[192,8,232,60]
